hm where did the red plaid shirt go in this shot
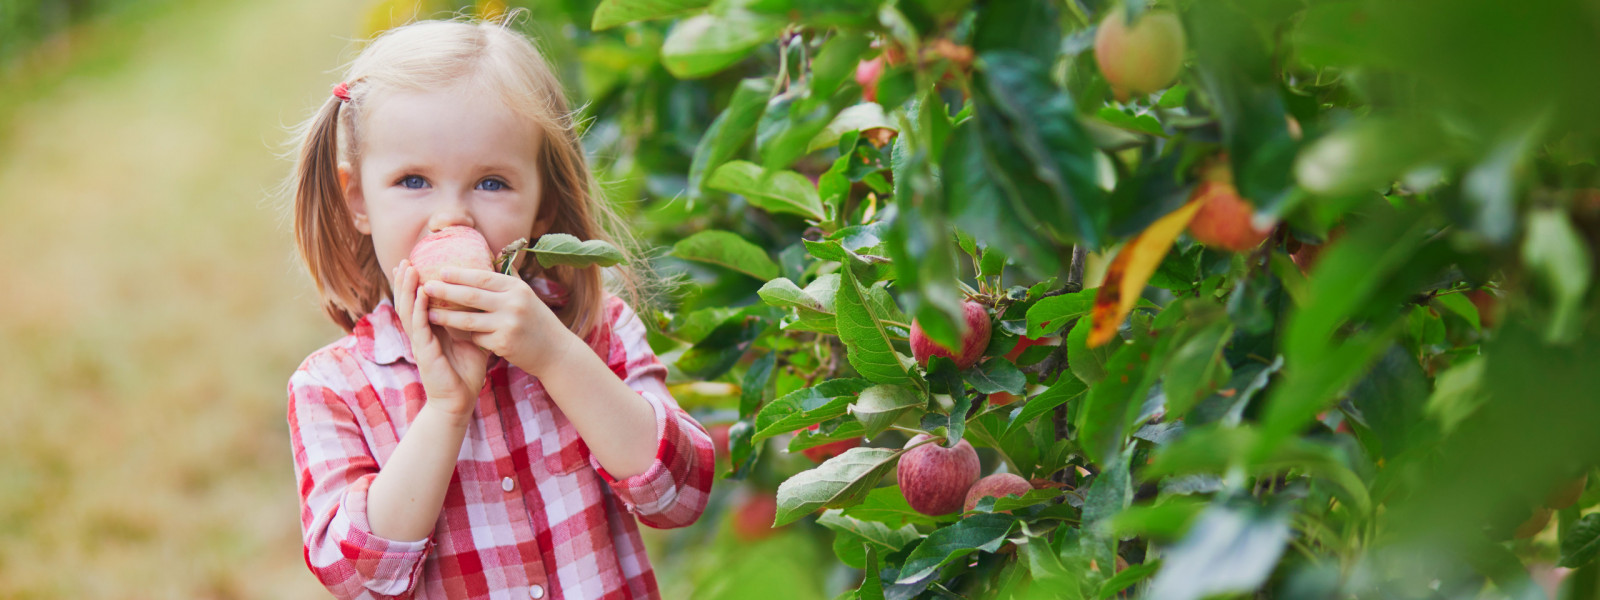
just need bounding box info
[288,289,713,599]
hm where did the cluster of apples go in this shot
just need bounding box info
[898,301,1048,516]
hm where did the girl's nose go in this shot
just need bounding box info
[424,201,475,233]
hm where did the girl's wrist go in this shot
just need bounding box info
[515,327,585,379]
[420,396,477,429]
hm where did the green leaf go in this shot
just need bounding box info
[1004,375,1087,439]
[1075,329,1160,467]
[1096,106,1166,137]
[848,384,921,439]
[758,89,839,171]
[859,544,885,600]
[1161,322,1234,420]
[671,230,780,280]
[1522,208,1592,344]
[808,103,897,153]
[753,378,874,442]
[1560,513,1600,568]
[1424,355,1487,435]
[591,0,710,30]
[660,11,783,79]
[1145,504,1292,600]
[675,312,766,380]
[774,447,901,526]
[1081,446,1132,571]
[972,51,1107,247]
[758,277,830,316]
[817,509,921,554]
[836,251,915,385]
[962,359,1025,395]
[807,31,872,101]
[1026,289,1095,338]
[1096,560,1161,600]
[896,513,1017,583]
[708,160,827,221]
[1067,316,1114,385]
[1109,497,1207,540]
[528,233,625,268]
[841,485,944,529]
[689,78,772,200]
[740,350,776,420]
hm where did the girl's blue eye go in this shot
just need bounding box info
[478,178,508,192]
[400,175,426,189]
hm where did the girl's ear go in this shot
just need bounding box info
[339,162,370,235]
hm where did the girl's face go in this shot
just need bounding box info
[340,82,552,289]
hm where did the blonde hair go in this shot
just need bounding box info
[285,13,655,341]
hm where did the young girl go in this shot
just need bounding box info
[284,16,713,600]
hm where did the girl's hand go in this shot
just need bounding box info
[421,267,577,377]
[392,260,489,417]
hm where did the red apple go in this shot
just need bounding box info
[1515,506,1553,539]
[407,226,494,310]
[731,492,780,542]
[800,423,861,463]
[898,434,981,516]
[856,56,884,103]
[963,473,1034,513]
[1546,474,1587,510]
[1188,156,1274,252]
[1094,9,1186,101]
[910,301,992,370]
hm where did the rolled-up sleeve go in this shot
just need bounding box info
[288,358,433,599]
[588,298,715,529]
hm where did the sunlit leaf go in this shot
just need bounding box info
[774,447,901,526]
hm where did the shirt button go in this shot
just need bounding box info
[502,477,515,492]
[529,584,545,598]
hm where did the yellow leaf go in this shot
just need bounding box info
[1088,198,1204,348]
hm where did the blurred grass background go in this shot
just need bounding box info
[1,0,383,596]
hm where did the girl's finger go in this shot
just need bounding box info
[421,280,493,312]
[439,266,516,292]
[428,307,493,332]
[411,286,443,359]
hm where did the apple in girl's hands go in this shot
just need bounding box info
[408,226,494,311]
[418,246,574,378]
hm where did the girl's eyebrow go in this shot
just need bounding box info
[387,162,525,176]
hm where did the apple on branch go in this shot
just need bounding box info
[898,434,981,516]
[909,300,992,370]
[963,473,1034,514]
[1188,155,1275,252]
[1094,8,1187,101]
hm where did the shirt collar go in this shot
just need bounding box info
[355,274,572,366]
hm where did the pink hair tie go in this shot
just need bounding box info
[332,82,351,102]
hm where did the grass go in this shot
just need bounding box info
[0,0,364,596]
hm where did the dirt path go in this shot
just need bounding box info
[0,0,363,596]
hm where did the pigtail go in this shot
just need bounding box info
[293,95,377,332]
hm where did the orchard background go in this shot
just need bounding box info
[3,0,1600,598]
